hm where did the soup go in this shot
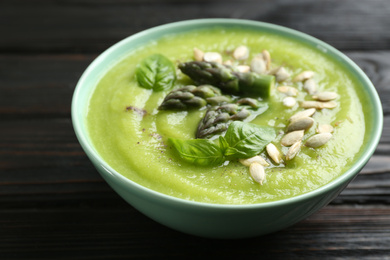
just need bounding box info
[87,27,366,204]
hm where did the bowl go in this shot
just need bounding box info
[72,19,383,239]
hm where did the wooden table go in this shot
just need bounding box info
[1,1,389,259]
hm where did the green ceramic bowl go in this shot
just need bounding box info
[72,19,383,239]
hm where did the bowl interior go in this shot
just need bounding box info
[72,19,383,210]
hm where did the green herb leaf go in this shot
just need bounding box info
[169,138,225,166]
[136,54,176,91]
[169,122,276,167]
[218,136,230,154]
[224,121,276,159]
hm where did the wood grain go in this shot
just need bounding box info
[0,206,389,259]
[1,0,390,259]
[0,54,94,118]
[1,0,390,53]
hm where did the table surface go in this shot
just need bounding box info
[1,0,390,259]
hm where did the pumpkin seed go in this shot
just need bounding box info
[318,101,338,109]
[277,86,298,96]
[303,78,317,95]
[223,60,233,66]
[239,155,270,167]
[289,108,316,122]
[283,97,296,107]
[249,162,266,185]
[236,65,251,73]
[233,45,249,60]
[193,48,204,61]
[287,117,315,132]
[281,130,304,146]
[312,91,338,101]
[266,143,282,164]
[262,50,271,70]
[293,71,314,82]
[203,52,222,63]
[250,54,267,74]
[270,66,290,82]
[285,141,302,160]
[300,101,338,109]
[317,124,334,134]
[305,133,332,148]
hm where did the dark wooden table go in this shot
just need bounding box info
[1,1,389,259]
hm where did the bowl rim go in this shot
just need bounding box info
[72,18,383,210]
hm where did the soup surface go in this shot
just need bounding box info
[87,27,366,204]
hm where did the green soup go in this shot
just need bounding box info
[87,28,366,204]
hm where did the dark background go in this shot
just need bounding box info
[1,0,389,259]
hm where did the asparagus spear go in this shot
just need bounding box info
[158,84,231,110]
[178,61,275,97]
[196,98,260,139]
[158,84,264,138]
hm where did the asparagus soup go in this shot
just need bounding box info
[87,27,367,204]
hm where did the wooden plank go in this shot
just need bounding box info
[0,205,389,259]
[1,0,390,53]
[0,118,109,200]
[0,54,95,118]
[346,51,390,115]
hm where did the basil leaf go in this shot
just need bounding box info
[136,54,176,91]
[224,121,276,159]
[169,138,225,166]
[218,136,230,154]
